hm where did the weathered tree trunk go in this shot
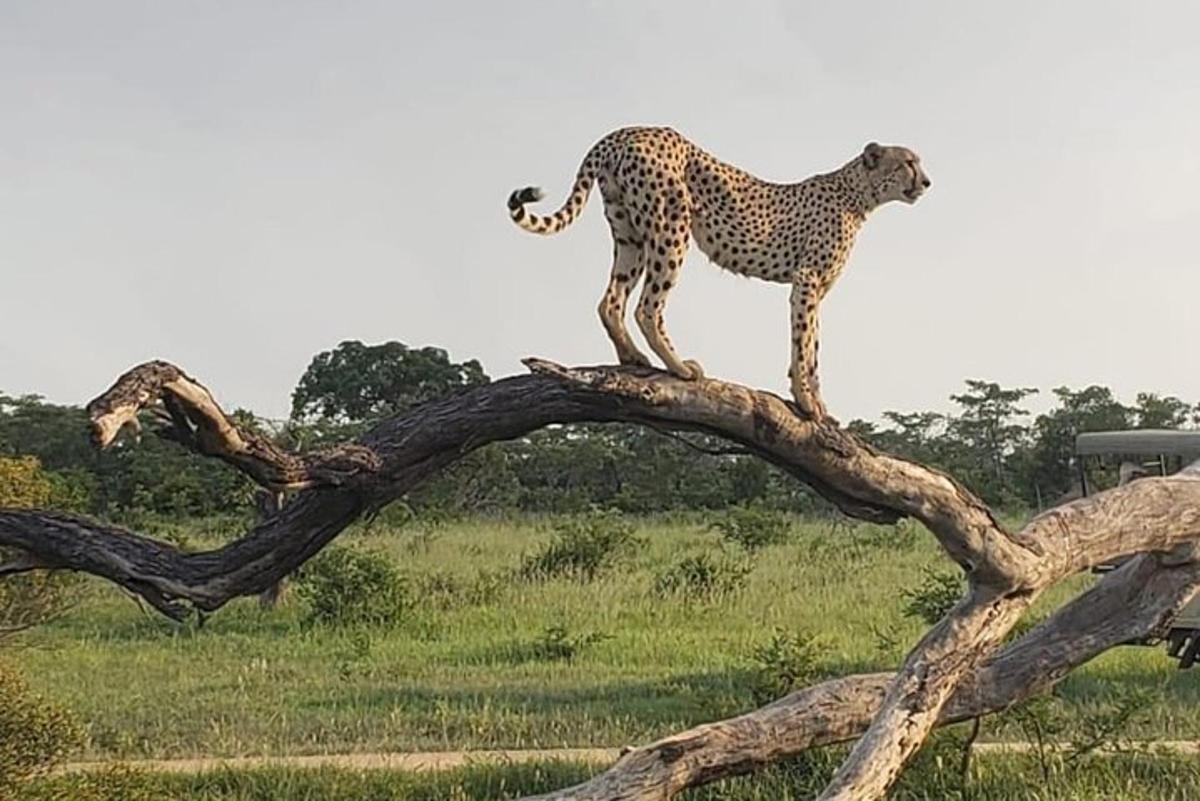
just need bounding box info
[254,489,288,609]
[2,358,1198,800]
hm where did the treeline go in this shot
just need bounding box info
[2,341,1197,519]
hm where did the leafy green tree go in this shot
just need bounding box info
[867,411,950,466]
[290,340,489,425]
[288,340,509,518]
[0,394,248,517]
[1133,392,1192,429]
[1026,386,1133,504]
[945,381,1038,504]
[0,395,98,479]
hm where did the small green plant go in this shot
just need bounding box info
[901,568,964,625]
[0,661,83,792]
[1064,684,1158,762]
[334,628,375,679]
[20,764,156,801]
[0,567,79,641]
[417,569,505,610]
[652,552,752,601]
[520,511,642,582]
[294,546,409,627]
[748,627,824,705]
[529,625,611,662]
[402,527,442,555]
[996,683,1162,785]
[709,505,793,551]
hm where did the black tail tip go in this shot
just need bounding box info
[508,186,543,210]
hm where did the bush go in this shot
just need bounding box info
[0,457,81,640]
[748,627,824,705]
[0,570,79,642]
[652,552,752,601]
[519,511,642,582]
[0,661,83,792]
[21,765,156,801]
[995,683,1162,785]
[294,546,409,627]
[901,568,964,625]
[416,569,505,610]
[527,625,611,662]
[709,504,793,551]
[0,455,54,507]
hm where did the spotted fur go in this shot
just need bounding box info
[508,127,930,418]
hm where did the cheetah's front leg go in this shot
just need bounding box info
[789,273,827,419]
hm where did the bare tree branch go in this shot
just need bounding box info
[522,554,1200,801]
[86,360,381,491]
[4,358,1200,800]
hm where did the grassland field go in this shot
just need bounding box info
[11,514,1200,799]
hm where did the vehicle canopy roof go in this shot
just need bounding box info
[1075,429,1200,457]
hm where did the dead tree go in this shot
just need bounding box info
[2,358,1199,801]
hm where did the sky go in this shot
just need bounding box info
[1,1,1197,423]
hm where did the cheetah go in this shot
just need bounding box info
[507,127,931,418]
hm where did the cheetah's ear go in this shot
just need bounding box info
[862,142,883,170]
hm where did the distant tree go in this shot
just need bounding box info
[858,383,1037,508]
[0,393,248,517]
[1133,392,1192,429]
[290,340,489,425]
[872,411,950,467]
[1026,386,1133,504]
[945,381,1038,499]
[0,395,96,477]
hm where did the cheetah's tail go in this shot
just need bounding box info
[508,161,597,236]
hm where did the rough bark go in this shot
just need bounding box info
[525,553,1200,801]
[2,358,1199,799]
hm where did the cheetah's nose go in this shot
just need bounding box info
[921,177,931,188]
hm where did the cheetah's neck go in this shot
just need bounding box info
[823,160,876,218]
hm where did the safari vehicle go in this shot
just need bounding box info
[1074,430,1200,667]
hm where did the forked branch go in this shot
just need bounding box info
[87,360,381,491]
[2,359,1199,800]
[524,553,1200,801]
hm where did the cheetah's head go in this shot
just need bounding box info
[860,143,930,206]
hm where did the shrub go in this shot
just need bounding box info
[652,552,752,601]
[21,765,156,801]
[0,455,54,507]
[334,628,376,679]
[709,504,793,551]
[416,569,505,610]
[528,625,611,662]
[901,568,964,625]
[0,661,83,792]
[519,511,641,582]
[0,570,79,642]
[294,546,409,627]
[748,627,824,705]
[996,683,1163,784]
[0,457,80,640]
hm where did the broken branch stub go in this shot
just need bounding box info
[86,360,382,491]
[1,357,1198,800]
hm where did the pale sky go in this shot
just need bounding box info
[2,1,1197,422]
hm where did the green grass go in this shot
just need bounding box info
[9,515,1200,766]
[25,752,1200,800]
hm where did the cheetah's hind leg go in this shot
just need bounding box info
[598,234,653,368]
[633,223,705,381]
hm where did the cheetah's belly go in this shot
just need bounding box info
[690,213,793,284]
